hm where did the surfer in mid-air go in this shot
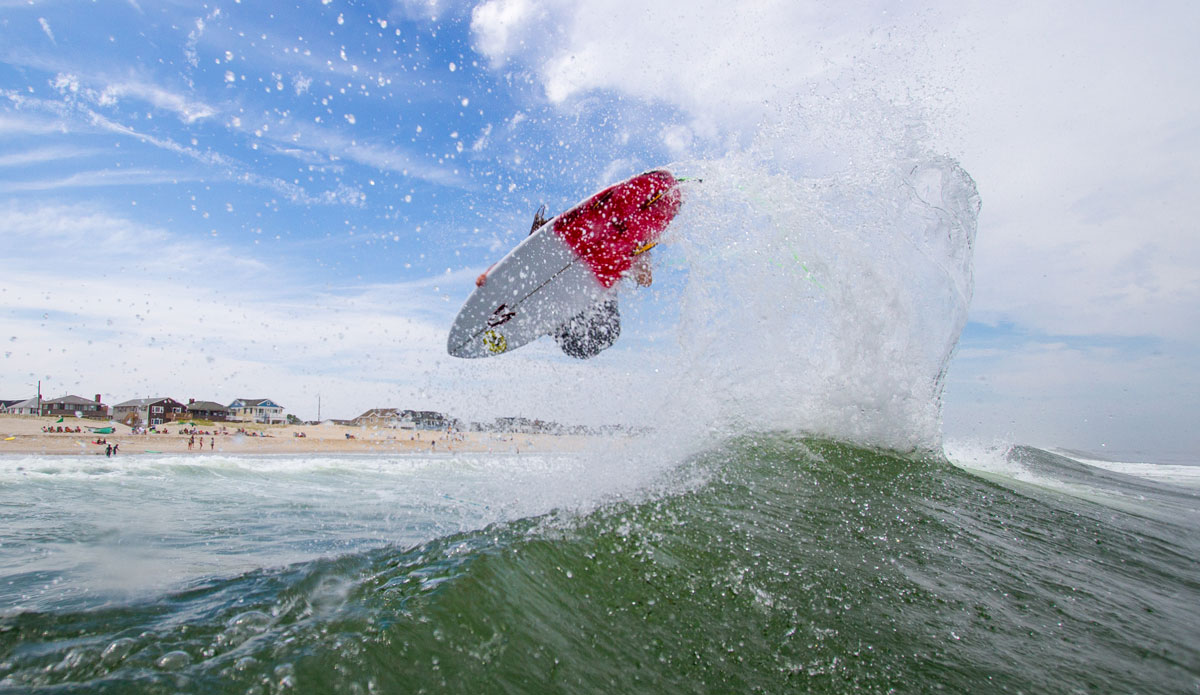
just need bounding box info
[448,170,681,360]
[526,205,654,359]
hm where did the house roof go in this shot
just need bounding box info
[4,397,39,409]
[113,397,176,408]
[355,408,406,419]
[43,394,104,406]
[230,398,282,408]
[187,401,229,411]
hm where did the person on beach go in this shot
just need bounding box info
[105,444,112,457]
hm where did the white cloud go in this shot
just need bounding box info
[95,80,217,123]
[948,2,1200,343]
[0,168,194,193]
[2,92,370,207]
[0,145,100,167]
[470,0,542,67]
[943,338,1200,455]
[659,124,692,158]
[274,119,468,188]
[0,113,67,135]
[37,17,55,44]
[391,0,457,22]
[48,72,217,124]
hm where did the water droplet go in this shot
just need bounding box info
[156,650,191,670]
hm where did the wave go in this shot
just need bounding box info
[946,441,1200,526]
[3,435,1197,693]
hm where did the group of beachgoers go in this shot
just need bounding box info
[42,425,83,433]
[187,435,214,450]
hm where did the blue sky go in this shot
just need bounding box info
[2,1,1198,458]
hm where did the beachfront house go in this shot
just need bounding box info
[353,408,416,429]
[493,416,552,434]
[228,398,286,424]
[112,397,188,427]
[40,394,109,420]
[352,409,458,430]
[411,410,459,431]
[186,399,231,422]
[1,398,35,415]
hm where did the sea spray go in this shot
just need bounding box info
[652,153,980,452]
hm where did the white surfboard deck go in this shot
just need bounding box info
[447,222,612,358]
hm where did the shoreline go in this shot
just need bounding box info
[0,415,588,456]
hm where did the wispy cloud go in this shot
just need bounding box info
[50,72,217,125]
[94,80,216,123]
[0,168,193,193]
[0,111,67,135]
[1,91,369,207]
[247,117,469,190]
[37,17,55,44]
[0,145,99,167]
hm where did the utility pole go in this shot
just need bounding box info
[36,380,41,417]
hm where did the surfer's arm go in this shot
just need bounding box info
[630,252,652,287]
[530,204,549,235]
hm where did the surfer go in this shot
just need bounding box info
[449,170,680,360]
[527,206,653,359]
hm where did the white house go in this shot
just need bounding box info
[228,398,286,424]
[1,397,40,415]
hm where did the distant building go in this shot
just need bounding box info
[186,399,231,422]
[353,408,416,429]
[352,408,459,430]
[112,397,188,427]
[493,416,552,434]
[228,398,286,424]
[40,394,109,420]
[1,398,37,415]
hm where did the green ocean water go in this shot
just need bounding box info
[2,438,1197,693]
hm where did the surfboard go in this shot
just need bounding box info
[447,170,683,358]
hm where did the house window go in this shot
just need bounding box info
[152,406,164,414]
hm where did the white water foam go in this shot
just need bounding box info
[0,448,700,612]
[1053,452,1200,490]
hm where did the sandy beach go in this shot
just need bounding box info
[0,415,588,456]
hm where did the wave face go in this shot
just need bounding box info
[3,440,1197,694]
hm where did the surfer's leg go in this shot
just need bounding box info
[554,299,621,359]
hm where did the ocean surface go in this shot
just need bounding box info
[1,441,1197,694]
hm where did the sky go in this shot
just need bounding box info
[1,1,1197,459]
